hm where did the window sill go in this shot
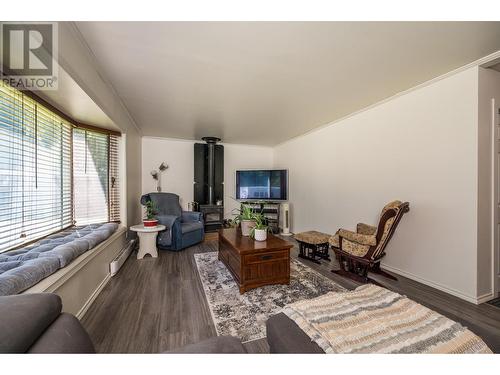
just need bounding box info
[23,225,128,318]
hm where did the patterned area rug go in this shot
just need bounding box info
[194,251,346,342]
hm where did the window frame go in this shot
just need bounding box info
[0,82,121,254]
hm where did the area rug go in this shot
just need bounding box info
[194,251,346,342]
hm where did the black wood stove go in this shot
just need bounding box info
[194,137,224,232]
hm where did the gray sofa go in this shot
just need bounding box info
[0,293,95,353]
[0,292,245,354]
[141,193,204,251]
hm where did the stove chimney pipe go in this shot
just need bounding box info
[202,137,221,205]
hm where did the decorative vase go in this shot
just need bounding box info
[240,220,256,236]
[254,228,268,242]
[143,219,158,227]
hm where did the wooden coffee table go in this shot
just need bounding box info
[218,228,293,294]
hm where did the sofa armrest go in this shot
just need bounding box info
[156,214,180,230]
[182,211,202,223]
[0,293,62,353]
[338,229,377,246]
[356,223,377,235]
[27,313,95,353]
[140,193,151,205]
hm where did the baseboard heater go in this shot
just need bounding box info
[110,239,137,276]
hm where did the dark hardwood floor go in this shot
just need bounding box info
[81,236,500,353]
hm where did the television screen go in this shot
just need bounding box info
[236,170,288,201]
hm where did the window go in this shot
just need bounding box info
[0,81,121,253]
[0,83,72,252]
[73,128,121,225]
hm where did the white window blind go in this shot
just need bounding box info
[73,128,120,225]
[109,134,120,222]
[0,82,72,252]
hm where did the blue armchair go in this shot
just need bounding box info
[140,193,204,251]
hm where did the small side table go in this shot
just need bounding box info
[130,224,166,259]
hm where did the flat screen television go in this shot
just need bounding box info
[235,169,288,201]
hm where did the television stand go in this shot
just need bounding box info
[239,201,281,234]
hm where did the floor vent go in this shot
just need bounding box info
[110,239,137,276]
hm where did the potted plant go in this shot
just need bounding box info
[233,204,256,236]
[143,200,159,227]
[250,213,269,242]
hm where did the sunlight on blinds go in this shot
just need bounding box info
[73,129,109,225]
[0,82,72,252]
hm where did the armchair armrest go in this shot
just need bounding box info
[156,214,180,230]
[181,211,203,223]
[338,228,377,246]
[356,223,377,235]
[140,194,151,205]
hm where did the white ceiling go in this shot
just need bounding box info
[37,67,119,131]
[75,22,500,146]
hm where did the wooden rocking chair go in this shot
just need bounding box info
[329,200,410,284]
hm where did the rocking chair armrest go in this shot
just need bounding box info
[338,229,377,246]
[356,223,377,235]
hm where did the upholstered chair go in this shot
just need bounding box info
[329,200,409,282]
[140,193,204,251]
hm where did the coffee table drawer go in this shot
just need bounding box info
[245,250,288,264]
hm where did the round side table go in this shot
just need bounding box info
[130,224,166,259]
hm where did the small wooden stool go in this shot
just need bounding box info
[294,231,331,264]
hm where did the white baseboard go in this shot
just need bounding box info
[476,292,495,304]
[381,263,486,305]
[76,273,112,320]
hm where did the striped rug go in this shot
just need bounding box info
[283,284,492,353]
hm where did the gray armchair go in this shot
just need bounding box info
[140,193,204,251]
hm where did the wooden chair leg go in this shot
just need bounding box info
[371,262,397,281]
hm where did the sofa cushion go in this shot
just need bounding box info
[39,241,89,267]
[181,221,204,234]
[0,223,118,296]
[0,293,62,353]
[27,313,95,353]
[0,261,23,273]
[0,258,61,295]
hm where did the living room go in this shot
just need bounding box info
[1,2,500,374]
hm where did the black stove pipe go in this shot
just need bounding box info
[201,137,221,205]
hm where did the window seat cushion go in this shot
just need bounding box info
[0,223,119,296]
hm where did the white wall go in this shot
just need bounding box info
[141,138,195,209]
[223,143,275,218]
[274,67,481,302]
[141,137,274,218]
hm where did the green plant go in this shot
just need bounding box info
[233,204,255,224]
[249,213,269,239]
[225,218,239,228]
[144,200,158,220]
